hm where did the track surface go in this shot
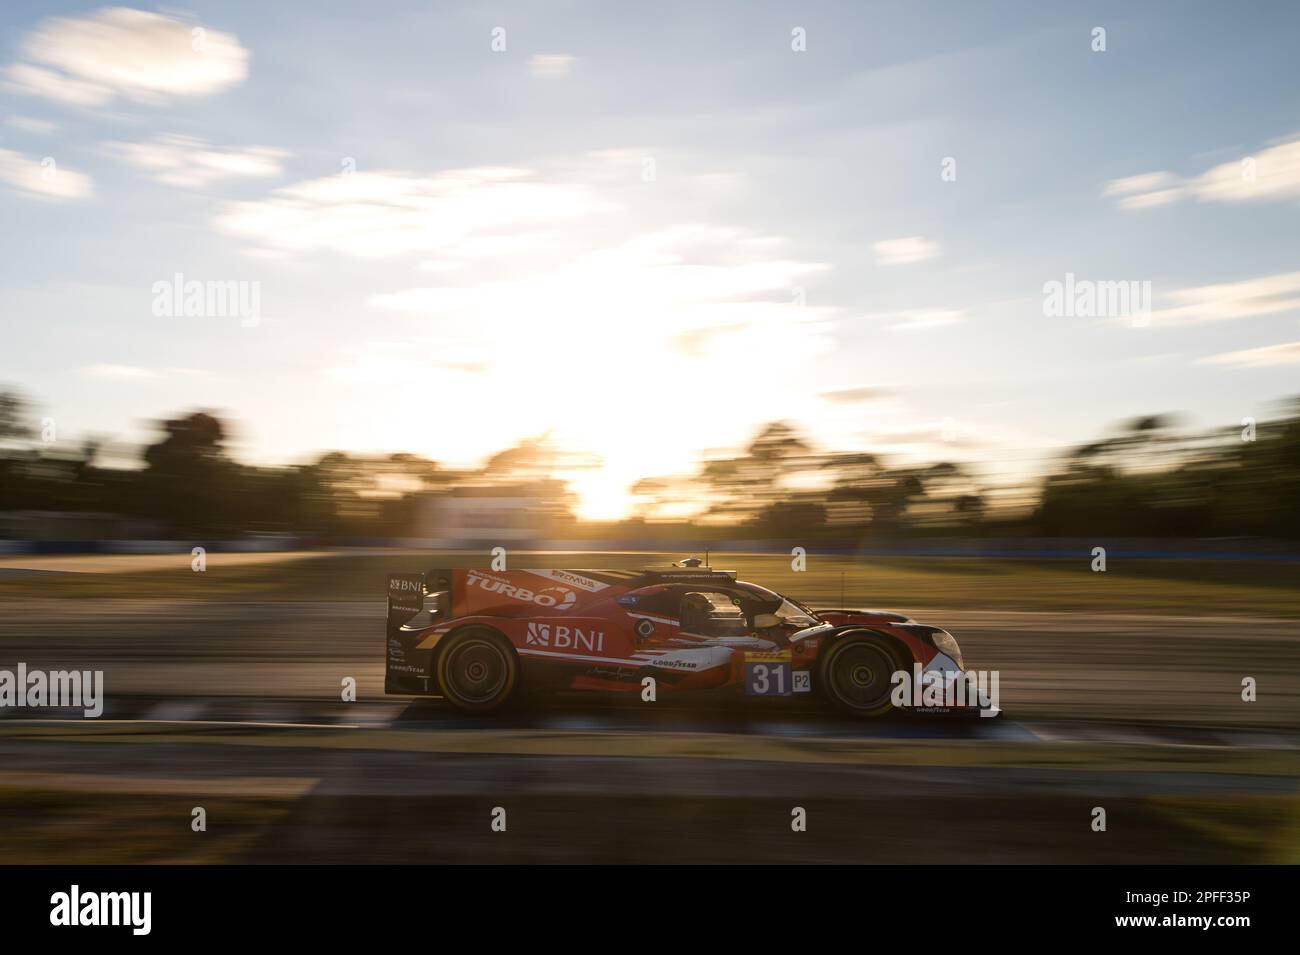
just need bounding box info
[4,705,1296,863]
[2,598,1298,862]
[3,599,1296,727]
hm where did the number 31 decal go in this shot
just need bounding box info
[746,662,791,696]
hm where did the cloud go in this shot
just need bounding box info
[1103,171,1178,197]
[1102,171,1183,210]
[368,225,830,326]
[354,223,835,479]
[4,63,114,107]
[159,138,884,524]
[819,386,893,403]
[105,134,288,188]
[5,115,57,135]
[1197,341,1300,368]
[0,149,92,201]
[419,231,563,267]
[80,363,162,380]
[79,364,219,381]
[327,342,492,385]
[214,166,611,259]
[873,235,940,265]
[216,153,839,512]
[528,54,575,78]
[857,424,989,451]
[1105,135,1300,210]
[881,307,965,331]
[1149,271,1300,326]
[4,7,248,107]
[669,322,752,357]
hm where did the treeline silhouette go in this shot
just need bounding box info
[1,387,1296,540]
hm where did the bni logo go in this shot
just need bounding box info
[525,622,551,646]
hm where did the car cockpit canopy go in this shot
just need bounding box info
[678,591,751,637]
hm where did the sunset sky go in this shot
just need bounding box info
[2,1,1299,517]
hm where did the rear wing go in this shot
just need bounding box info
[385,569,454,636]
[385,569,452,695]
[386,573,427,636]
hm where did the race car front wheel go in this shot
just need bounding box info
[436,627,519,713]
[819,633,903,717]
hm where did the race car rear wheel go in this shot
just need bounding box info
[436,627,518,712]
[819,633,903,717]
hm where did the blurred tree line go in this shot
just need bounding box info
[1,386,1296,540]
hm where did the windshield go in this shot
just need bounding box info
[774,598,819,628]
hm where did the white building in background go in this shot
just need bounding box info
[417,494,545,546]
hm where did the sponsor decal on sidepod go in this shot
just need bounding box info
[525,621,605,652]
[467,569,577,610]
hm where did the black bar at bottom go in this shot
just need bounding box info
[0,864,1281,941]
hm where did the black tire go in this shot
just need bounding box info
[818,633,904,717]
[435,627,519,713]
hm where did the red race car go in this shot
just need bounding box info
[384,558,982,717]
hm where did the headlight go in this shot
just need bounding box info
[929,630,965,670]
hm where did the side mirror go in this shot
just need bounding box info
[753,613,781,629]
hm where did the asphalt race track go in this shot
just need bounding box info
[2,600,1298,862]
[3,599,1297,726]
